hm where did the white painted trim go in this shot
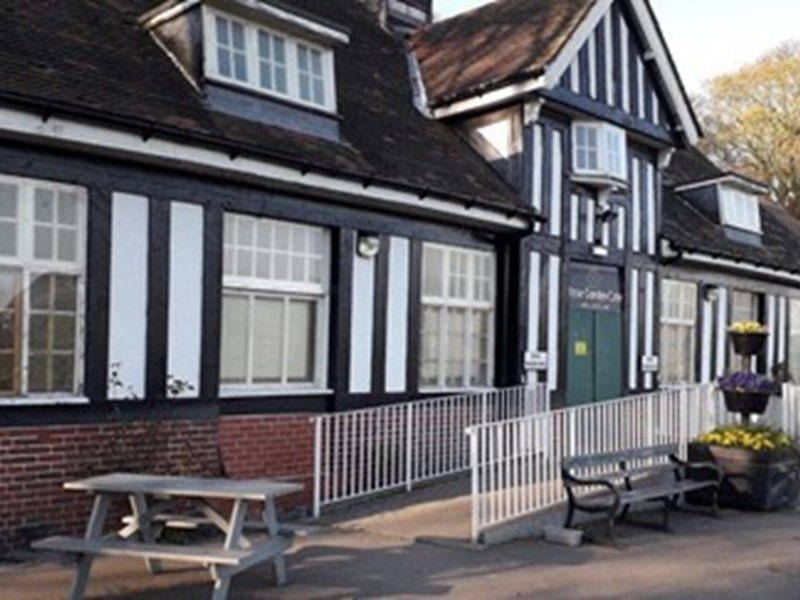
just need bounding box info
[616,205,626,250]
[528,251,542,354]
[430,76,547,119]
[679,251,800,286]
[385,237,410,393]
[545,0,614,87]
[569,194,580,241]
[587,32,598,99]
[701,299,712,383]
[646,162,656,255]
[569,58,581,94]
[644,271,655,389]
[108,192,149,399]
[141,0,202,29]
[585,198,595,243]
[220,386,333,398]
[778,296,788,364]
[603,13,614,105]
[168,202,204,398]
[715,287,728,377]
[674,175,769,195]
[766,295,777,369]
[631,158,641,252]
[636,56,645,120]
[620,15,630,114]
[0,396,90,407]
[0,106,528,231]
[628,268,639,390]
[349,245,376,394]
[547,256,561,392]
[532,125,544,228]
[549,129,563,237]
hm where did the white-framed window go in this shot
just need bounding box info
[729,290,761,366]
[572,122,627,182]
[0,175,86,399]
[789,299,800,381]
[420,244,495,390]
[220,214,329,394]
[719,186,761,233]
[204,8,337,112]
[659,280,697,385]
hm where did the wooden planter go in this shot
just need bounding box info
[686,442,800,511]
[722,390,771,416]
[729,332,768,356]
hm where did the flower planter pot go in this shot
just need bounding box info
[722,390,771,416]
[686,442,800,511]
[729,332,767,356]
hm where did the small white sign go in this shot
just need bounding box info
[525,351,549,371]
[641,355,660,373]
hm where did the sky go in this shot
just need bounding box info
[434,0,800,94]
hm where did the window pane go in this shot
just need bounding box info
[471,310,491,386]
[445,308,466,388]
[423,247,443,297]
[0,268,19,395]
[57,229,77,262]
[30,275,52,310]
[218,48,231,78]
[252,297,283,383]
[287,300,315,382]
[51,354,75,392]
[29,314,49,351]
[0,353,14,394]
[220,294,249,384]
[420,306,440,387]
[54,276,76,311]
[27,354,48,393]
[34,225,53,260]
[299,73,311,102]
[216,16,229,45]
[0,183,17,218]
[58,192,78,226]
[0,222,16,257]
[34,189,54,222]
[53,316,75,351]
[231,21,245,50]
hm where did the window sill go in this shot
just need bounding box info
[418,386,496,395]
[571,172,629,190]
[219,387,333,398]
[0,396,90,407]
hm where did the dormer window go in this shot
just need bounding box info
[719,186,761,233]
[572,122,627,185]
[204,7,336,112]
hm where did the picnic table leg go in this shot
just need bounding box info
[128,493,162,575]
[263,498,287,586]
[68,493,111,600]
[211,499,247,600]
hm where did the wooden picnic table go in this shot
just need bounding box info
[32,473,303,600]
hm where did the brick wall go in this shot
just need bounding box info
[0,414,316,555]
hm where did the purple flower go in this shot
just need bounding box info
[718,371,776,393]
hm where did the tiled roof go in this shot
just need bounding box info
[664,149,800,274]
[411,0,593,106]
[0,0,524,213]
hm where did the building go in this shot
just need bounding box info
[1,0,799,553]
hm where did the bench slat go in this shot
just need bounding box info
[32,536,249,566]
[563,444,680,470]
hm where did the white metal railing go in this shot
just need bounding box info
[466,384,746,543]
[311,385,550,517]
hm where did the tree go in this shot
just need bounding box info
[697,42,800,217]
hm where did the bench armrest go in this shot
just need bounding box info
[562,472,620,495]
[669,455,724,483]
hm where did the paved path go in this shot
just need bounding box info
[3,495,800,599]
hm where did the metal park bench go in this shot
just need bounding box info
[561,444,723,545]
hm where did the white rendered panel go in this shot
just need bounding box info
[646,162,657,255]
[778,296,788,364]
[108,193,149,399]
[350,245,376,393]
[570,194,580,241]
[385,237,410,393]
[168,202,204,397]
[528,252,542,354]
[604,13,614,105]
[766,294,777,370]
[549,130,563,236]
[715,287,729,377]
[644,271,655,389]
[616,206,626,250]
[701,299,713,383]
[628,269,639,390]
[631,159,641,252]
[620,16,630,113]
[570,58,580,93]
[586,199,596,243]
[532,125,544,232]
[547,256,561,392]
[636,57,645,119]
[588,33,598,99]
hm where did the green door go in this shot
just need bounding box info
[566,265,623,406]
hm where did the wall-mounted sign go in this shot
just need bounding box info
[524,351,548,371]
[568,265,623,313]
[574,341,589,357]
[641,355,660,373]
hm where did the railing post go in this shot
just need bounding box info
[312,417,323,519]
[481,391,489,425]
[647,392,655,447]
[405,402,414,492]
[468,427,480,545]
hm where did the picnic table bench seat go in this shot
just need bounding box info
[561,444,723,545]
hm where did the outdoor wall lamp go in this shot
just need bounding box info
[356,233,381,258]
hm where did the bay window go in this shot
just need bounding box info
[205,8,336,112]
[420,244,495,390]
[572,122,627,182]
[0,176,86,398]
[659,280,697,385]
[220,214,328,393]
